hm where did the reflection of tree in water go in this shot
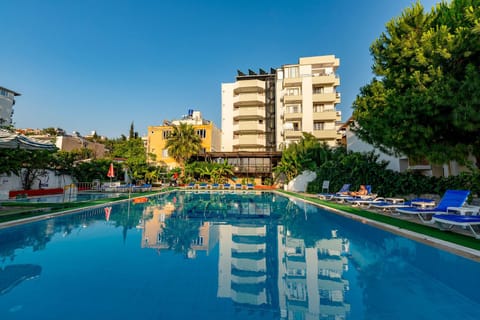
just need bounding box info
[0,208,108,262]
[161,216,201,257]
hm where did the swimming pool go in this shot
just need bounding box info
[7,192,123,203]
[0,191,479,319]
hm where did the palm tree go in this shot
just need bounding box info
[165,123,202,180]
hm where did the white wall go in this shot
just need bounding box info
[221,83,234,151]
[0,170,74,200]
[346,127,405,172]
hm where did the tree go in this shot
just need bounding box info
[165,123,202,179]
[352,0,480,166]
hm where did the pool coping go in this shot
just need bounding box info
[280,191,480,261]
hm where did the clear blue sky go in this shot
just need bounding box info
[2,0,441,138]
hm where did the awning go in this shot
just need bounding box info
[0,129,57,151]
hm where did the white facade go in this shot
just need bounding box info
[221,55,342,152]
[276,55,342,149]
[345,125,408,172]
[0,86,20,126]
[221,83,235,151]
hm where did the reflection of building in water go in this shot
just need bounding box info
[217,223,279,313]
[278,226,351,319]
[140,201,218,257]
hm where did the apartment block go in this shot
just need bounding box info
[147,110,221,168]
[222,69,276,152]
[0,86,20,126]
[221,55,342,152]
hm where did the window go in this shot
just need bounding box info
[314,121,325,130]
[284,66,299,78]
[286,87,300,96]
[196,129,206,139]
[162,130,172,139]
[286,104,301,113]
[313,104,324,112]
[293,122,300,131]
[313,86,324,94]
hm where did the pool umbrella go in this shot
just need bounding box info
[107,163,115,182]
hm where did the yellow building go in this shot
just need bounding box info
[147,110,221,168]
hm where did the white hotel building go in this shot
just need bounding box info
[221,55,342,152]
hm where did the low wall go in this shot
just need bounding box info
[9,188,64,198]
[0,170,74,200]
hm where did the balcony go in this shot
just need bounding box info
[312,74,340,86]
[312,130,339,140]
[312,92,337,103]
[284,112,303,120]
[233,121,265,133]
[233,135,267,147]
[284,130,303,139]
[283,77,302,87]
[283,95,303,103]
[233,107,265,120]
[313,110,339,121]
[233,93,265,107]
[233,79,265,94]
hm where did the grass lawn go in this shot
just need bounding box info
[279,190,480,252]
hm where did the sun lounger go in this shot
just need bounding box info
[186,182,196,189]
[347,197,386,206]
[318,184,351,200]
[334,185,376,203]
[396,190,470,223]
[369,197,433,211]
[431,214,480,239]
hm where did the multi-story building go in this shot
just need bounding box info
[276,55,342,149]
[147,110,221,168]
[0,86,20,126]
[222,69,277,152]
[221,55,342,152]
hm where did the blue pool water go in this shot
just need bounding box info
[0,191,479,319]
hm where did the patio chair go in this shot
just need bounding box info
[246,183,254,190]
[395,190,470,223]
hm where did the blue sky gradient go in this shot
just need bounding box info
[2,0,441,138]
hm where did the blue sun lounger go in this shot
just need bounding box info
[318,184,351,200]
[369,197,434,212]
[396,190,470,223]
[431,214,480,239]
